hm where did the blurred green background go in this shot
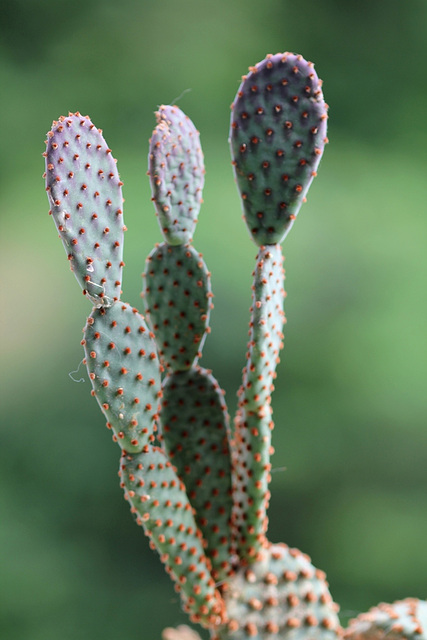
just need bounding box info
[1,0,426,637]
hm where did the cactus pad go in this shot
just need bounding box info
[212,543,341,640]
[148,105,204,245]
[143,243,212,371]
[120,446,226,628]
[231,244,285,562]
[83,302,161,452]
[345,599,427,640]
[230,52,328,246]
[231,405,273,562]
[44,113,125,304]
[238,244,285,415]
[161,366,233,582]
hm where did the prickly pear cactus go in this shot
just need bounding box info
[43,53,355,640]
[43,109,227,629]
[82,302,161,453]
[120,445,226,627]
[143,243,212,371]
[345,599,427,640]
[213,544,341,640]
[148,104,204,245]
[161,366,233,583]
[230,52,328,246]
[44,113,125,305]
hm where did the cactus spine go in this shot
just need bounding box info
[44,53,424,640]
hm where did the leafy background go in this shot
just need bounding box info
[1,1,426,638]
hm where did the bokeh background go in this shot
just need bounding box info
[1,1,426,638]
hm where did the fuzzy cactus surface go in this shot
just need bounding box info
[43,52,422,640]
[230,52,328,246]
[345,600,427,640]
[148,104,205,245]
[44,113,125,305]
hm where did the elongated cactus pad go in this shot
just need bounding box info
[232,244,285,562]
[148,105,204,245]
[212,543,341,640]
[83,302,161,452]
[345,599,427,640]
[231,405,273,562]
[238,244,285,415]
[143,243,212,371]
[161,366,233,582]
[230,52,328,246]
[120,446,226,628]
[44,113,125,305]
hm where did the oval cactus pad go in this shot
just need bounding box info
[161,367,233,582]
[143,243,212,371]
[120,446,226,628]
[213,543,341,640]
[230,53,328,246]
[148,105,205,245]
[44,113,125,305]
[83,302,161,453]
[345,599,427,640]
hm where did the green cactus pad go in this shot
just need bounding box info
[161,367,233,582]
[143,243,212,371]
[238,244,285,415]
[148,105,204,245]
[345,599,427,640]
[231,244,285,562]
[83,302,161,453]
[120,446,226,628]
[212,543,341,640]
[230,52,328,246]
[44,113,125,305]
[231,405,273,562]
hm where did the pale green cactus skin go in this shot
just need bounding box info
[345,599,427,640]
[161,366,233,583]
[42,52,425,640]
[143,243,212,371]
[44,113,125,305]
[213,544,340,640]
[148,104,204,246]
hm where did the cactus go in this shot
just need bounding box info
[44,114,125,305]
[229,52,328,247]
[44,53,423,640]
[345,599,427,640]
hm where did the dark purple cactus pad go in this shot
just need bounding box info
[230,53,328,246]
[148,105,204,245]
[44,113,125,305]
